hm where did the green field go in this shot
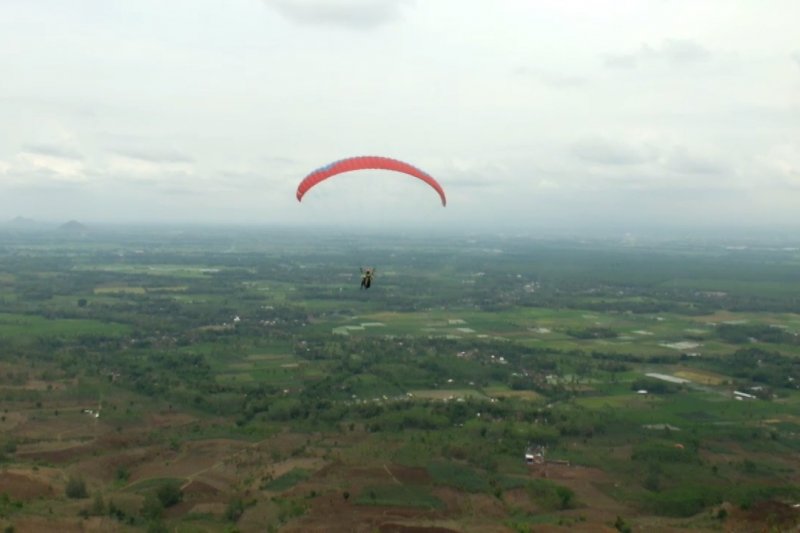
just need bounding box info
[0,312,131,338]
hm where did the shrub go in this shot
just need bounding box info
[155,481,182,508]
[65,475,88,499]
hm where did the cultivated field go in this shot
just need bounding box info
[0,227,798,531]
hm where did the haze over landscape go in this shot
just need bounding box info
[1,0,799,232]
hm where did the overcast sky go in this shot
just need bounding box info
[1,0,799,233]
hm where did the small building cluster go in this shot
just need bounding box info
[525,444,546,465]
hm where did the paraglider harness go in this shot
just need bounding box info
[360,267,374,289]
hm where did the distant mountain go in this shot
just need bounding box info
[59,220,88,232]
[9,216,36,225]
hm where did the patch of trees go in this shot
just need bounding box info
[65,475,88,499]
[555,415,606,439]
[717,324,798,345]
[724,295,800,314]
[565,327,618,340]
[631,443,699,464]
[642,483,800,518]
[526,478,576,510]
[591,350,645,363]
[708,348,799,389]
[630,378,680,394]
[367,406,450,432]
[568,298,712,316]
[643,485,721,517]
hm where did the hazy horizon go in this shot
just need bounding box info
[2,1,799,233]
[6,216,800,245]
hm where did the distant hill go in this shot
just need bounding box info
[9,216,36,225]
[59,220,88,232]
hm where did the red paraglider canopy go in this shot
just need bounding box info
[296,156,446,206]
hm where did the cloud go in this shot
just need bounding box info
[566,140,730,191]
[22,144,83,161]
[149,185,208,197]
[571,139,655,166]
[649,39,710,64]
[447,176,495,189]
[262,156,298,166]
[760,143,800,188]
[263,0,410,29]
[604,39,710,69]
[111,148,193,164]
[0,148,89,187]
[793,52,800,69]
[215,169,289,190]
[512,67,588,88]
[665,147,726,175]
[14,152,87,183]
[0,160,88,188]
[603,54,638,69]
[105,157,194,184]
[436,158,511,186]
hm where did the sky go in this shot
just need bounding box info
[1,0,799,234]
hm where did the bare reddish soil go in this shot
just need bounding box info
[379,526,461,533]
[0,471,54,500]
[727,500,800,532]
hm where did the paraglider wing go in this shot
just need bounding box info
[296,156,447,206]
